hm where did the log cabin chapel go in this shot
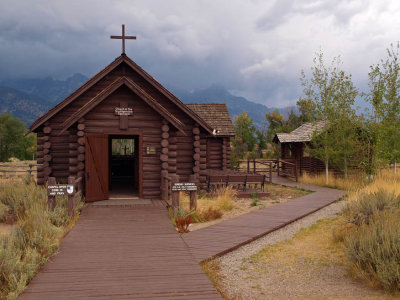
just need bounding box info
[29,25,235,202]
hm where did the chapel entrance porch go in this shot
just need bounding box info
[109,135,139,199]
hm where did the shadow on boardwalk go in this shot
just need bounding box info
[19,205,221,299]
[183,175,346,263]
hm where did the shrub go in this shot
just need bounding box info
[213,186,236,211]
[0,202,9,223]
[344,210,400,292]
[0,181,83,299]
[173,206,193,234]
[342,189,400,226]
[192,207,223,223]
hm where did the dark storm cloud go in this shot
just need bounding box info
[0,0,399,108]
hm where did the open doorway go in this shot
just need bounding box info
[109,135,139,198]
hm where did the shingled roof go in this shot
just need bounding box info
[274,120,327,143]
[186,103,235,136]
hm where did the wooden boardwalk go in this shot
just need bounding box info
[19,202,221,299]
[183,175,346,263]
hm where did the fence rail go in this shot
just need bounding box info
[234,158,298,182]
[0,163,42,178]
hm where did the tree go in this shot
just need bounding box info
[0,113,35,162]
[231,112,257,166]
[300,51,359,183]
[366,43,400,173]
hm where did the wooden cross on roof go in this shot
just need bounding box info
[110,24,136,54]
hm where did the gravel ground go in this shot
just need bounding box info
[214,200,397,300]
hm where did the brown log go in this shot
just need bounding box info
[44,167,52,176]
[161,139,169,148]
[161,147,168,154]
[194,135,200,141]
[51,164,68,171]
[143,165,161,172]
[78,162,85,170]
[168,137,177,144]
[161,162,168,170]
[36,151,44,158]
[69,158,78,165]
[168,166,177,173]
[77,123,85,131]
[161,132,169,139]
[78,146,85,153]
[194,160,200,166]
[194,148,200,153]
[161,124,169,132]
[78,137,85,145]
[44,154,52,162]
[52,171,70,178]
[43,126,52,134]
[78,154,85,161]
[43,148,50,155]
[193,127,200,135]
[78,118,85,123]
[43,142,51,149]
[143,136,161,143]
[69,166,78,174]
[160,154,168,162]
[37,145,44,152]
[168,145,177,151]
[53,157,69,164]
[69,150,78,157]
[43,135,50,141]
[168,151,177,157]
[69,142,78,149]
[193,166,200,173]
[193,153,200,161]
[77,131,84,137]
[193,141,200,147]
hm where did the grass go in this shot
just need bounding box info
[0,180,84,300]
[337,171,400,293]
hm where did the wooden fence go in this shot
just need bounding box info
[0,163,42,179]
[234,158,298,182]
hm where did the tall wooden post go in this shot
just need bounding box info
[189,174,197,211]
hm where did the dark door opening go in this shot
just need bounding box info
[109,135,139,198]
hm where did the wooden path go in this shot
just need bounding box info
[183,175,346,263]
[19,202,221,299]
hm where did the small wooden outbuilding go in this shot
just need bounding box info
[273,121,326,174]
[29,54,235,201]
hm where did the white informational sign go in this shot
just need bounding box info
[115,107,133,116]
[171,182,197,191]
[48,185,74,196]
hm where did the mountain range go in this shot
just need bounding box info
[0,74,291,128]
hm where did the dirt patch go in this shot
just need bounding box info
[189,184,310,231]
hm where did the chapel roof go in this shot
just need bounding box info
[186,103,235,136]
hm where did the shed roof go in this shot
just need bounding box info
[274,120,327,143]
[186,103,235,136]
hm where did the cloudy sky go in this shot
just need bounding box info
[1,0,400,107]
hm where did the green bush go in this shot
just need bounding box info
[344,210,400,292]
[342,189,400,226]
[0,181,84,299]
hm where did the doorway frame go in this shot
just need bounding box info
[104,131,143,198]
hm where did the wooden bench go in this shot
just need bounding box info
[206,174,266,192]
[245,174,266,192]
